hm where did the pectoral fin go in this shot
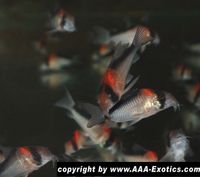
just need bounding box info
[81,103,105,128]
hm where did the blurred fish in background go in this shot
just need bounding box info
[39,53,72,72]
[48,8,76,33]
[160,130,191,162]
[38,53,79,89]
[90,25,159,47]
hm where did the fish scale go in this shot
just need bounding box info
[110,95,146,122]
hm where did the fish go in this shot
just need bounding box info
[107,89,179,124]
[64,129,90,155]
[87,88,179,127]
[172,64,193,82]
[39,53,72,72]
[56,90,119,154]
[91,25,159,47]
[49,9,76,33]
[185,83,200,109]
[122,150,158,162]
[160,130,190,162]
[40,72,71,89]
[97,42,140,116]
[88,26,158,127]
[0,146,56,177]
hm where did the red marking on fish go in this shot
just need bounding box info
[145,151,157,160]
[73,130,80,145]
[141,89,154,97]
[102,124,111,135]
[102,69,117,88]
[18,147,32,157]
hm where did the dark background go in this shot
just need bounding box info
[0,0,200,176]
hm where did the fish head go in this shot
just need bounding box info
[16,146,55,172]
[169,130,187,145]
[163,92,180,111]
[133,26,154,47]
[169,130,189,154]
[133,26,160,47]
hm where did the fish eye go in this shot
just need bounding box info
[153,100,161,108]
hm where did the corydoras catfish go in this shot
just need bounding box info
[160,130,190,162]
[0,146,55,177]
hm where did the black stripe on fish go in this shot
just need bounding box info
[194,89,200,104]
[71,139,78,152]
[100,84,119,103]
[29,147,42,166]
[154,90,166,109]
[61,14,66,28]
[109,89,139,114]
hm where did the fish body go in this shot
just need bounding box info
[160,130,190,162]
[49,9,76,33]
[92,25,159,47]
[0,146,55,177]
[122,150,158,162]
[172,64,193,82]
[185,83,200,109]
[98,43,140,116]
[40,72,71,89]
[56,91,113,149]
[65,130,90,155]
[96,26,158,120]
[108,89,179,123]
[40,53,71,72]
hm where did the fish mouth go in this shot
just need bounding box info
[164,92,180,111]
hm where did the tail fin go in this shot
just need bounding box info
[55,89,75,111]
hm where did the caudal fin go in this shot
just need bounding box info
[55,89,75,111]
